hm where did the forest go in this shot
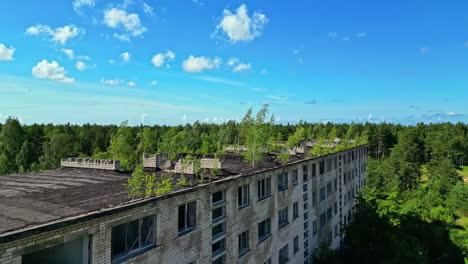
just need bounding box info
[0,107,467,263]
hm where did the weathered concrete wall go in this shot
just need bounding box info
[0,146,367,264]
[61,158,120,171]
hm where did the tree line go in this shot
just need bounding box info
[0,108,467,262]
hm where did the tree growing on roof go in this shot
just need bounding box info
[242,104,273,167]
[108,121,137,170]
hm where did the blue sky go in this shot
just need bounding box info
[0,0,467,125]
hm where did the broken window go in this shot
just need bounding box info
[212,222,224,239]
[22,237,89,264]
[258,218,271,242]
[302,165,308,181]
[292,169,298,185]
[178,202,196,234]
[293,202,299,220]
[278,207,289,229]
[319,186,326,201]
[277,172,288,191]
[293,235,299,254]
[111,215,155,261]
[238,230,250,257]
[257,177,271,199]
[278,244,289,264]
[212,237,225,257]
[212,190,225,205]
[238,184,250,208]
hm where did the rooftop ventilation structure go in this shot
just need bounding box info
[61,158,120,171]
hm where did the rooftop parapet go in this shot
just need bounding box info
[61,158,120,171]
[174,158,222,174]
[224,145,248,152]
[143,153,171,168]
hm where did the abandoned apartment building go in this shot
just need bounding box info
[0,144,367,264]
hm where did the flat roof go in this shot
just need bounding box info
[0,145,366,243]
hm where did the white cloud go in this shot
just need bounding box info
[151,51,175,67]
[249,88,264,92]
[233,63,252,72]
[113,33,131,42]
[143,2,154,16]
[121,52,131,62]
[227,57,239,66]
[73,0,95,14]
[182,56,221,73]
[26,24,84,45]
[108,59,116,64]
[150,80,158,86]
[195,76,246,86]
[61,49,74,59]
[32,60,74,83]
[126,81,136,87]
[75,61,88,71]
[203,117,226,124]
[104,8,147,39]
[101,78,123,85]
[292,49,301,55]
[342,37,351,41]
[0,44,15,61]
[464,41,468,47]
[77,55,90,60]
[356,32,367,37]
[367,114,373,121]
[267,95,288,101]
[213,4,268,43]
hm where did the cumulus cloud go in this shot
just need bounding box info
[150,80,158,86]
[73,0,95,14]
[0,44,15,61]
[182,56,221,73]
[32,60,74,83]
[113,33,131,42]
[227,57,239,66]
[233,63,252,72]
[75,61,88,71]
[126,81,136,87]
[26,24,84,45]
[100,78,123,85]
[121,52,131,62]
[104,8,147,40]
[213,4,268,43]
[143,2,154,16]
[61,49,74,59]
[151,51,175,67]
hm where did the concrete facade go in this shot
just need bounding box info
[0,146,367,264]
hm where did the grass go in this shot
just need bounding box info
[456,166,468,183]
[456,216,468,230]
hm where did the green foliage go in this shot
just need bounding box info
[242,104,272,167]
[108,121,137,170]
[126,164,145,198]
[286,126,305,149]
[447,182,468,216]
[277,151,290,164]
